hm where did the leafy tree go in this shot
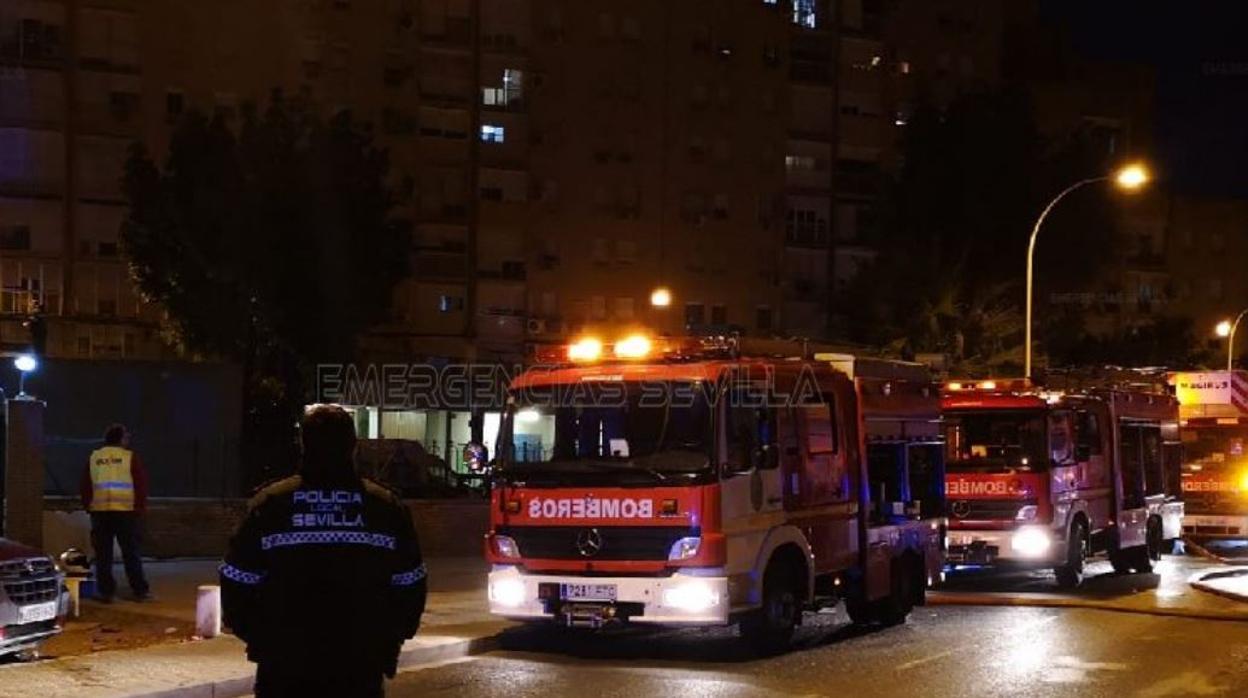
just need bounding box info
[836,85,1122,373]
[121,95,411,485]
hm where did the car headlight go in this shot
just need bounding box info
[488,577,526,608]
[662,580,720,612]
[1011,526,1052,557]
[493,535,521,559]
[667,536,701,561]
[1015,505,1038,522]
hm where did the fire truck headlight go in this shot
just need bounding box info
[667,536,701,561]
[1015,505,1039,522]
[1010,526,1052,558]
[493,535,521,559]
[662,580,720,612]
[489,577,527,608]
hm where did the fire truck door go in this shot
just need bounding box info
[785,397,855,573]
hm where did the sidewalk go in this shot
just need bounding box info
[0,557,508,698]
[1190,567,1248,604]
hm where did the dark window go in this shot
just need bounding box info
[1142,427,1165,497]
[0,225,32,250]
[756,306,773,331]
[726,382,776,471]
[711,304,727,325]
[97,242,119,257]
[1076,410,1102,457]
[1118,424,1145,509]
[98,299,117,317]
[685,303,705,326]
[166,92,185,123]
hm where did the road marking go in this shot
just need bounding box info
[899,611,1058,672]
[897,649,955,671]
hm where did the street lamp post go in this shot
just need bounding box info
[1216,310,1248,371]
[1024,164,1150,379]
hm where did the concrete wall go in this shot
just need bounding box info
[43,497,489,560]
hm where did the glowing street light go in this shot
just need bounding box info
[1024,162,1153,378]
[13,353,37,398]
[1216,311,1248,371]
[1115,163,1149,190]
[650,287,672,308]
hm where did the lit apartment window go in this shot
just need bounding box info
[792,0,817,28]
[480,124,505,143]
[438,295,464,312]
[785,155,817,171]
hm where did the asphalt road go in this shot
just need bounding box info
[390,604,1248,697]
[390,552,1248,698]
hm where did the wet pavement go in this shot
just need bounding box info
[390,551,1248,698]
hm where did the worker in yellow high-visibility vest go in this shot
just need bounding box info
[79,424,151,602]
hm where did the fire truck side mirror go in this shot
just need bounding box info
[463,442,489,474]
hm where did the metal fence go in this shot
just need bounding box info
[44,434,244,500]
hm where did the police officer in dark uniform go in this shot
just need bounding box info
[221,404,427,698]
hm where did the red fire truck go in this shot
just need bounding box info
[1171,371,1248,537]
[476,335,945,651]
[942,377,1182,587]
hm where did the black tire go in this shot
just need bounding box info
[740,561,801,655]
[1146,519,1164,563]
[874,558,916,626]
[845,589,875,626]
[1054,520,1088,589]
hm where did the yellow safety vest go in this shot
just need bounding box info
[89,446,135,512]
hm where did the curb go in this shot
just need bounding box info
[927,591,1248,623]
[127,632,504,698]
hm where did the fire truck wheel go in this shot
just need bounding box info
[875,558,916,627]
[1146,518,1164,563]
[741,561,801,654]
[1055,519,1088,588]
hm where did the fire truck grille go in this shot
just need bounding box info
[948,499,1037,521]
[0,557,60,606]
[499,526,695,561]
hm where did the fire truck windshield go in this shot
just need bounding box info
[499,380,714,483]
[944,409,1048,473]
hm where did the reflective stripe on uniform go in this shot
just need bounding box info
[220,563,265,585]
[259,531,397,551]
[89,446,135,512]
[391,564,427,586]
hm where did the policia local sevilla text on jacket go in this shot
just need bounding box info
[219,472,427,680]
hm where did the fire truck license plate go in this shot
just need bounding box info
[18,601,57,624]
[561,583,617,601]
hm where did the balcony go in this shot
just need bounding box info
[412,250,467,280]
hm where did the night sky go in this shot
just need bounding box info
[1051,0,1248,197]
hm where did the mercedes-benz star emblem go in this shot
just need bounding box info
[951,501,971,518]
[575,528,604,557]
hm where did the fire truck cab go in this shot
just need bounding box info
[481,335,945,652]
[1171,370,1248,538]
[943,377,1181,587]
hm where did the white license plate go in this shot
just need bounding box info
[18,601,57,624]
[561,583,617,601]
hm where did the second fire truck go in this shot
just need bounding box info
[1171,370,1248,538]
[474,335,945,652]
[942,376,1182,586]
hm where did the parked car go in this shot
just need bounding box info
[0,538,67,660]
